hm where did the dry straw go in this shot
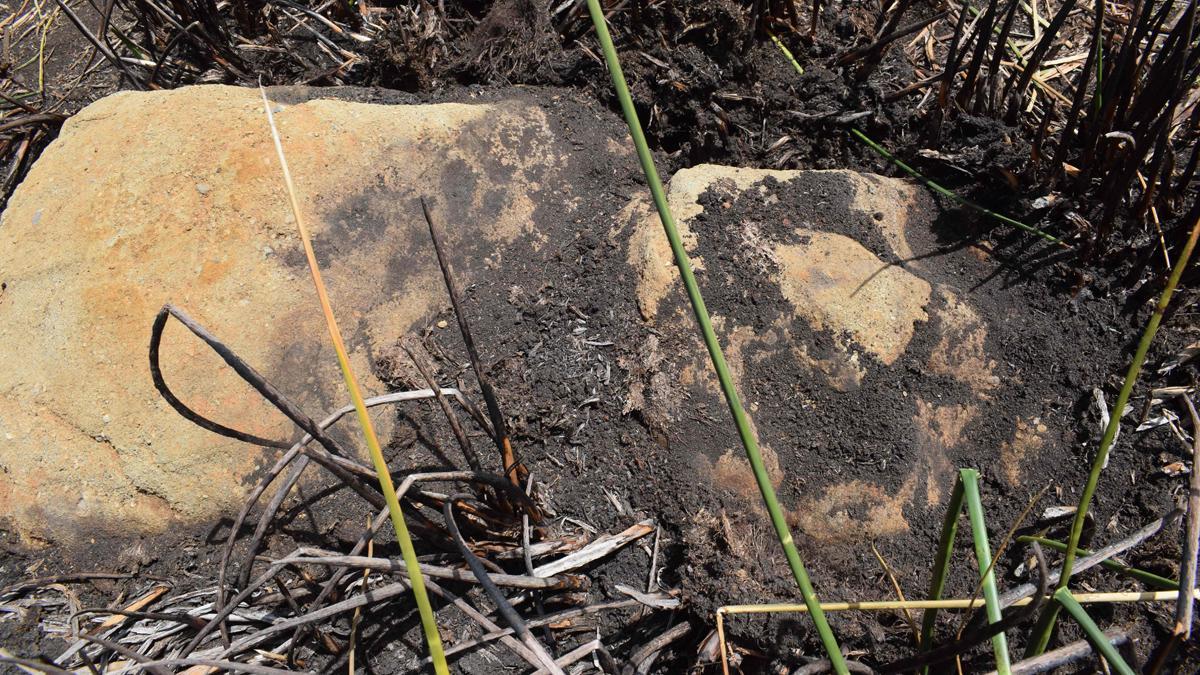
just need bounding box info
[258,86,449,674]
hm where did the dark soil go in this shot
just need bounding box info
[3,1,1200,673]
[653,171,1198,669]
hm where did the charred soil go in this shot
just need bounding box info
[2,1,1200,673]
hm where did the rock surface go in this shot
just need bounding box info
[620,166,1035,545]
[0,84,1052,558]
[0,84,605,543]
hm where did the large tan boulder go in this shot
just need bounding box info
[0,84,1049,557]
[0,85,594,543]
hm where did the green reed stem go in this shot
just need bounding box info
[961,469,1011,674]
[769,31,804,75]
[849,128,1066,246]
[1053,588,1136,675]
[1027,217,1200,657]
[920,475,965,674]
[583,2,846,673]
[1017,536,1179,590]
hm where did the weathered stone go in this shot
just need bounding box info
[0,85,1044,554]
[0,85,587,543]
[620,166,1035,544]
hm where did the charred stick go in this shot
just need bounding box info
[293,551,588,591]
[114,657,294,675]
[539,640,608,674]
[1094,109,1174,247]
[1049,11,1104,192]
[1,573,129,598]
[986,631,1129,674]
[596,644,622,675]
[290,471,478,652]
[1092,0,1152,135]
[219,579,409,657]
[956,0,1003,109]
[1136,126,1173,219]
[151,305,385,504]
[212,454,301,599]
[149,305,303,449]
[0,656,73,675]
[847,0,919,78]
[836,10,945,67]
[403,340,483,472]
[236,458,310,590]
[181,553,303,656]
[422,578,545,670]
[217,448,305,645]
[1003,0,1078,119]
[1173,109,1200,196]
[980,0,1021,113]
[71,607,205,630]
[782,0,801,29]
[1075,0,1123,191]
[295,445,386,508]
[419,197,526,489]
[1117,0,1185,128]
[873,0,897,35]
[1175,395,1200,638]
[1030,101,1057,172]
[145,301,288,442]
[1112,7,1188,160]
[148,20,200,86]
[218,390,477,627]
[440,599,642,660]
[53,0,148,89]
[626,621,691,675]
[938,4,976,109]
[220,578,412,658]
[998,510,1183,608]
[522,474,554,646]
[442,495,562,674]
[876,0,915,39]
[76,634,171,675]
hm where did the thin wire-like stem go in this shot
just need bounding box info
[1175,395,1199,638]
[1016,536,1179,590]
[1001,510,1183,609]
[849,128,1067,246]
[961,469,1011,674]
[582,2,846,672]
[258,86,449,675]
[419,198,524,489]
[719,588,1197,615]
[1052,588,1136,675]
[442,495,562,674]
[871,542,919,645]
[920,474,965,671]
[881,544,1048,675]
[1028,216,1200,656]
[765,34,1064,247]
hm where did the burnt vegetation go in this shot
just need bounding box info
[2,0,1198,282]
[2,1,1200,673]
